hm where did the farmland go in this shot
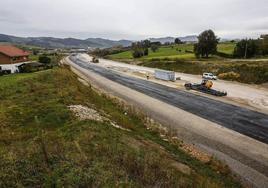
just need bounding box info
[108,42,236,60]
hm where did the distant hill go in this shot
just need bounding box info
[0,34,132,49]
[149,35,198,44]
[0,33,199,49]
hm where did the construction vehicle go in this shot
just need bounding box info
[184,80,227,96]
[91,57,99,63]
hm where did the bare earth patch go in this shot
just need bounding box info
[68,104,130,131]
[68,105,103,121]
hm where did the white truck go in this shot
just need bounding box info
[202,72,217,80]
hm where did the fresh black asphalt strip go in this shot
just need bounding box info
[70,57,268,144]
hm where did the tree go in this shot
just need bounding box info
[233,39,258,58]
[164,42,171,46]
[32,49,39,56]
[144,48,149,56]
[131,41,149,58]
[142,40,151,48]
[194,30,219,58]
[151,44,159,52]
[174,38,182,44]
[39,55,51,64]
[151,41,161,46]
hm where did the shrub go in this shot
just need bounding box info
[185,50,193,53]
[144,48,149,56]
[216,51,233,58]
[218,71,240,80]
[131,41,149,58]
[151,44,159,52]
[0,70,11,75]
[132,49,144,58]
[39,55,51,64]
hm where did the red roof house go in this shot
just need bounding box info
[0,45,30,64]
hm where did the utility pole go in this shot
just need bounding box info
[244,42,248,59]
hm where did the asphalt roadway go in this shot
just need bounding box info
[70,56,268,144]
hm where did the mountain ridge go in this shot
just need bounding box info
[0,33,199,49]
[0,34,132,49]
[149,35,198,44]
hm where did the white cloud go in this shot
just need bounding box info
[0,0,267,39]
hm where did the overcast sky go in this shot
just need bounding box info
[0,0,268,40]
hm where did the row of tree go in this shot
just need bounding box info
[131,29,268,59]
[194,30,268,58]
[233,38,268,58]
[131,37,188,58]
[131,40,161,58]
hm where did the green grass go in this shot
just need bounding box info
[108,44,195,60]
[0,67,242,187]
[108,42,236,60]
[29,54,39,61]
[217,42,236,54]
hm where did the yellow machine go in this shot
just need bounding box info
[184,79,227,96]
[202,80,213,89]
[91,57,99,63]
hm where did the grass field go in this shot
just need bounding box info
[108,42,236,60]
[217,42,236,54]
[0,67,241,187]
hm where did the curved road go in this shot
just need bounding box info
[70,56,268,144]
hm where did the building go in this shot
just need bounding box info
[0,45,30,64]
[0,45,30,73]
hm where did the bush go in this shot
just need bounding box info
[131,41,149,58]
[0,70,11,76]
[39,56,51,64]
[216,51,233,58]
[151,44,159,52]
[218,71,240,80]
[144,48,149,56]
[185,50,194,53]
[132,49,144,58]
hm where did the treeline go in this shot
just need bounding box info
[233,38,268,58]
[193,29,268,59]
[131,40,163,58]
[91,45,130,57]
